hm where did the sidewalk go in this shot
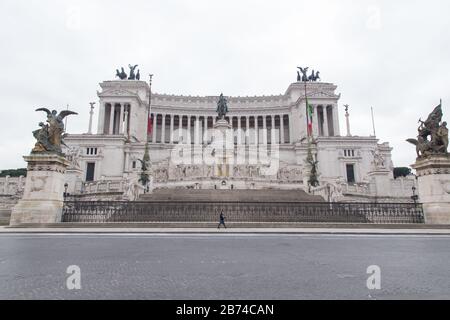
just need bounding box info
[1,226,450,235]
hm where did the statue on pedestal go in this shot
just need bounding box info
[10,107,77,225]
[371,149,386,169]
[407,102,448,158]
[216,93,229,119]
[410,102,450,224]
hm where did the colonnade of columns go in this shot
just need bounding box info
[99,103,337,142]
[149,114,292,145]
[313,105,336,137]
[101,103,131,135]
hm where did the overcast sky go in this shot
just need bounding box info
[1,0,449,169]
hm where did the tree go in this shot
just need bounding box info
[0,168,27,177]
[393,167,412,179]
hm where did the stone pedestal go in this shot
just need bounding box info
[9,153,70,226]
[367,168,392,198]
[411,155,450,224]
[213,118,233,178]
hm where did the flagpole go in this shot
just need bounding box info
[64,104,69,132]
[371,107,376,137]
[304,80,310,142]
[147,74,154,142]
[141,74,153,192]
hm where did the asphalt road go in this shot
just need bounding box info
[0,234,449,300]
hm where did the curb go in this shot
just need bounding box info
[1,227,450,235]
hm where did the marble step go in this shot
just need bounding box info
[139,189,325,202]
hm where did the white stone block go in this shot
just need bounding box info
[10,154,69,226]
[412,155,450,224]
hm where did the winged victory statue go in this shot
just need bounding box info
[32,108,78,154]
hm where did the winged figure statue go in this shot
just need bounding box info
[32,108,78,154]
[297,67,309,82]
[407,102,448,158]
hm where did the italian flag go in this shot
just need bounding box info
[306,97,314,136]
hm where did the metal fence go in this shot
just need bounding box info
[62,201,425,224]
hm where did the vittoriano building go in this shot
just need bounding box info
[59,74,416,202]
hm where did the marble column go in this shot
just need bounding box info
[254,116,259,145]
[152,113,157,142]
[187,116,192,144]
[119,104,124,134]
[169,114,174,143]
[271,115,276,144]
[123,110,129,138]
[345,105,351,137]
[280,115,285,144]
[203,117,208,144]
[323,106,329,137]
[237,116,242,144]
[313,105,319,137]
[109,104,115,135]
[194,116,200,145]
[245,116,250,145]
[178,115,183,143]
[161,114,166,143]
[88,102,95,134]
[262,115,267,144]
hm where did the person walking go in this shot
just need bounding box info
[217,210,227,229]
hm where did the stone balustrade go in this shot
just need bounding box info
[311,176,417,203]
[0,176,25,195]
[75,180,125,194]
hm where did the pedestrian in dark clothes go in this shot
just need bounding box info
[217,210,227,229]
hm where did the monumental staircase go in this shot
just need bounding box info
[139,189,325,202]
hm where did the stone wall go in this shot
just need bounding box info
[0,195,20,225]
[0,176,25,196]
[0,177,25,224]
[66,192,124,201]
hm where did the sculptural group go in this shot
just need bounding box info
[407,103,449,158]
[297,67,321,82]
[115,64,141,80]
[32,108,78,154]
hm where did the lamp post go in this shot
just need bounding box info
[64,183,69,200]
[327,184,331,203]
[411,186,419,207]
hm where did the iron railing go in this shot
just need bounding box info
[62,201,425,224]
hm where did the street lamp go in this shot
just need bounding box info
[411,186,419,207]
[64,183,68,200]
